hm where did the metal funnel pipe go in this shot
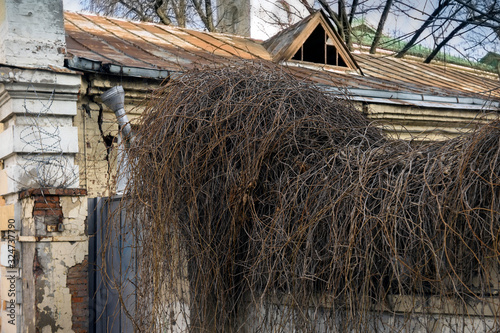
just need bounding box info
[101,86,132,138]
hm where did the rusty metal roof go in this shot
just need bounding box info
[64,11,500,103]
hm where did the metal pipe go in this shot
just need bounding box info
[101,86,133,138]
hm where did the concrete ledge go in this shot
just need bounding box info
[17,236,87,242]
[1,163,80,196]
[0,66,81,88]
[0,95,78,123]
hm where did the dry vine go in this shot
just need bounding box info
[113,63,500,332]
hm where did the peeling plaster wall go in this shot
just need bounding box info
[35,242,87,333]
[0,0,66,67]
[19,190,88,333]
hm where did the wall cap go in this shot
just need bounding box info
[19,188,87,199]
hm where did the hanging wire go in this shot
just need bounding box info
[18,85,78,188]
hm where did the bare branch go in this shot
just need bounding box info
[424,20,469,63]
[396,0,451,58]
[155,0,172,25]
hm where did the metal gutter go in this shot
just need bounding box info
[65,56,176,79]
[322,86,500,110]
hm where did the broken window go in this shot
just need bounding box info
[292,25,348,67]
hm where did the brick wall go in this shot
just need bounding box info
[33,195,62,221]
[67,257,89,333]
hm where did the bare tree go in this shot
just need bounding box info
[316,0,385,50]
[83,0,500,66]
[369,0,393,53]
[294,0,500,64]
[84,0,219,31]
[395,0,452,58]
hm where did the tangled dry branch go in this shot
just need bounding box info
[115,63,499,332]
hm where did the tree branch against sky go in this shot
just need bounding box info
[395,0,451,58]
[84,0,219,31]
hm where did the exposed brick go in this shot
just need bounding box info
[30,193,64,226]
[19,188,87,199]
[34,201,61,209]
[34,196,60,203]
[67,257,89,333]
[33,208,63,215]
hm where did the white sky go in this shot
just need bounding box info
[63,0,83,11]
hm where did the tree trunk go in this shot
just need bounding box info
[155,0,172,25]
[319,0,344,40]
[205,0,215,32]
[348,0,359,25]
[369,0,394,54]
[338,0,352,49]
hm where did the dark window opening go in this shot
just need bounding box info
[302,25,326,63]
[291,25,348,67]
[326,45,337,65]
[293,47,302,61]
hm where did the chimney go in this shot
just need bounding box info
[218,0,314,40]
[0,0,66,67]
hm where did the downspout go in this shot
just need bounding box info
[101,86,132,194]
[101,86,133,138]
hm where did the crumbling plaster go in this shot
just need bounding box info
[0,0,66,67]
[19,194,87,333]
[35,241,87,333]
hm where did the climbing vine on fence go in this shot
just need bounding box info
[113,62,499,332]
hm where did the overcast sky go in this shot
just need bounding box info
[63,0,83,11]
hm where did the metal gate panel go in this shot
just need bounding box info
[88,196,136,333]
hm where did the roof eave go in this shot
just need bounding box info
[65,56,179,79]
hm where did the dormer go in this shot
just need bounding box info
[263,11,361,74]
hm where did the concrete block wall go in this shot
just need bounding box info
[75,95,119,198]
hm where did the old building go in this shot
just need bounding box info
[0,0,499,331]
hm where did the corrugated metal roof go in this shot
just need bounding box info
[63,11,500,103]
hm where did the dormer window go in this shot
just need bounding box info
[263,11,361,74]
[292,25,347,67]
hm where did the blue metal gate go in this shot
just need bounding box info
[88,196,136,333]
